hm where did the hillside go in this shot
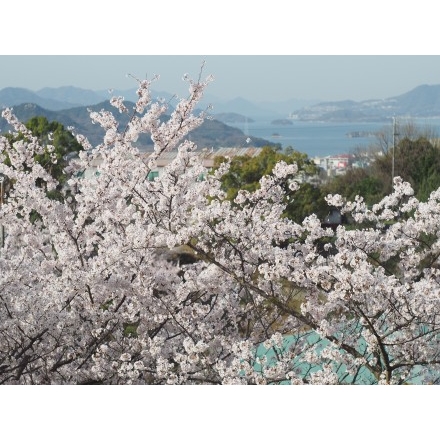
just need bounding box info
[0,87,73,111]
[37,86,106,107]
[0,102,278,150]
[0,86,291,120]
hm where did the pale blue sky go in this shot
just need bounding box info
[2,56,440,103]
[2,2,440,103]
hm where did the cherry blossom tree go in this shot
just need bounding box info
[0,67,439,384]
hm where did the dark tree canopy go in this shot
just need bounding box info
[213,146,327,222]
[24,116,83,185]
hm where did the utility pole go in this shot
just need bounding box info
[392,116,399,187]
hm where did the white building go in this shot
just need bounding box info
[313,154,355,177]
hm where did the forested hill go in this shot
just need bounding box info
[0,102,278,150]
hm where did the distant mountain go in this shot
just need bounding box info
[259,98,320,115]
[187,119,277,149]
[0,101,278,150]
[290,84,440,122]
[0,86,182,112]
[213,113,255,124]
[209,97,283,120]
[0,87,73,111]
[96,88,178,104]
[5,83,440,126]
[390,84,440,116]
[0,103,64,127]
[37,86,105,107]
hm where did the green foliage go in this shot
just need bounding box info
[418,172,440,201]
[323,168,385,207]
[24,116,83,186]
[287,182,328,223]
[214,146,328,222]
[323,135,440,207]
[393,136,440,200]
[368,136,440,201]
[123,322,139,338]
[2,117,83,205]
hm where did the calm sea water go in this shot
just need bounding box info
[228,118,440,158]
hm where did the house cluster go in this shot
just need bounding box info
[144,149,368,183]
[78,147,374,188]
[312,154,355,177]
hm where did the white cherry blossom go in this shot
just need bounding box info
[0,70,439,385]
